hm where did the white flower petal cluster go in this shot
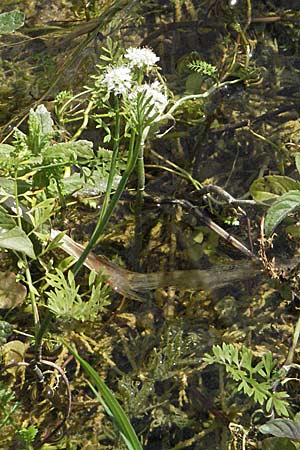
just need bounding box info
[124,47,159,68]
[102,65,132,95]
[128,81,168,120]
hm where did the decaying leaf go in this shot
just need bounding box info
[1,340,26,374]
[0,272,27,308]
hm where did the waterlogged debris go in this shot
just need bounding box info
[2,340,26,374]
[0,10,25,35]
[0,272,27,309]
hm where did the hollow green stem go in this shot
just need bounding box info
[72,130,143,276]
[99,96,120,220]
[166,79,240,117]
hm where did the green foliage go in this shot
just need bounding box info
[250,154,300,236]
[0,105,103,199]
[250,176,300,204]
[203,343,290,417]
[0,10,25,35]
[0,321,13,345]
[188,60,218,78]
[2,2,300,447]
[262,437,297,450]
[260,414,300,440]
[0,382,19,429]
[46,268,111,321]
[0,206,35,258]
[64,341,143,450]
[0,381,37,449]
[18,425,38,449]
[264,190,300,237]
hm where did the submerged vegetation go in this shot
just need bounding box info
[1,0,300,448]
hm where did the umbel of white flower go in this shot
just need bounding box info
[102,65,132,96]
[129,81,168,119]
[124,47,160,68]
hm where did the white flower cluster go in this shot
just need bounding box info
[124,47,160,68]
[102,65,132,96]
[129,81,168,118]
[100,48,166,121]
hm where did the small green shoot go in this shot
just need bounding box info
[63,341,143,450]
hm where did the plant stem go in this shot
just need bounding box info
[72,130,142,276]
[134,125,149,268]
[99,96,120,220]
[14,178,40,337]
[166,79,240,117]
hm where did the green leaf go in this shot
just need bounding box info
[0,320,13,344]
[272,392,290,417]
[294,412,300,427]
[250,176,300,203]
[240,347,252,370]
[0,208,35,257]
[0,178,31,195]
[264,190,300,236]
[262,437,297,450]
[0,10,25,35]
[34,104,54,135]
[18,425,38,445]
[0,144,15,160]
[0,226,35,258]
[43,140,94,161]
[295,153,300,176]
[262,352,275,379]
[63,341,143,450]
[260,418,300,440]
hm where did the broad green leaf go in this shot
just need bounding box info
[43,140,94,161]
[0,207,17,228]
[262,437,297,450]
[0,10,25,35]
[295,153,300,176]
[63,341,143,450]
[62,170,121,197]
[0,272,27,309]
[264,190,300,236]
[260,418,300,440]
[34,104,54,134]
[250,176,300,203]
[0,227,35,258]
[60,173,86,195]
[0,144,15,160]
[0,178,31,195]
[0,207,35,257]
[294,412,300,427]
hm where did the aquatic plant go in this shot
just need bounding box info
[1,1,300,449]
